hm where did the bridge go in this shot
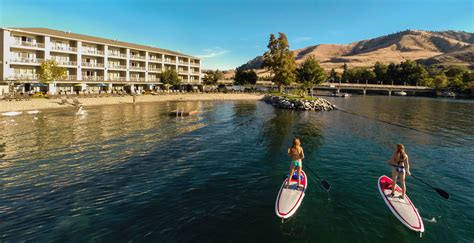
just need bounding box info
[315,83,435,95]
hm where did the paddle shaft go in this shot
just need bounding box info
[303,165,330,191]
[411,175,435,189]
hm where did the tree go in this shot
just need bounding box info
[38,60,67,83]
[398,60,427,85]
[296,56,327,96]
[432,73,448,90]
[387,62,400,84]
[234,68,258,85]
[262,32,296,91]
[373,62,388,84]
[160,69,180,88]
[329,68,341,83]
[203,70,223,85]
[341,63,349,83]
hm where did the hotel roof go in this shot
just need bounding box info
[4,27,197,59]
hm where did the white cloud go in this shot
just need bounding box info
[293,37,313,43]
[196,47,230,58]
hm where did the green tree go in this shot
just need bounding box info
[262,32,296,91]
[234,68,258,85]
[373,62,388,84]
[160,69,180,88]
[387,62,400,85]
[432,73,448,90]
[341,63,349,83]
[296,56,327,96]
[398,60,428,85]
[329,68,341,83]
[203,70,223,85]
[38,60,67,83]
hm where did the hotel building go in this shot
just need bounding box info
[0,27,201,94]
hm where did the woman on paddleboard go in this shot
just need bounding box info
[287,137,305,190]
[387,144,411,199]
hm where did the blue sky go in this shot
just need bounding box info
[0,0,472,69]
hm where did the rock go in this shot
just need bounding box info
[263,95,335,112]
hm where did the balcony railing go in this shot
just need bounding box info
[82,62,104,68]
[56,60,77,66]
[82,49,104,55]
[130,55,146,60]
[108,77,126,81]
[178,70,188,74]
[149,57,163,62]
[66,75,77,81]
[190,62,200,66]
[192,71,200,74]
[108,64,126,69]
[10,58,44,64]
[148,67,162,72]
[108,52,127,58]
[11,74,38,80]
[148,78,159,82]
[130,66,146,71]
[82,76,104,81]
[51,45,77,52]
[129,77,145,82]
[179,60,189,65]
[164,59,176,64]
[13,41,45,48]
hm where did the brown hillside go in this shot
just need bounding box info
[239,30,473,73]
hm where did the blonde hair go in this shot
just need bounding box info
[290,138,301,155]
[396,144,407,161]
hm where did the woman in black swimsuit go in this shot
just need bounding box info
[387,144,411,199]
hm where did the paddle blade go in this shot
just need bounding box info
[321,180,331,192]
[435,188,450,199]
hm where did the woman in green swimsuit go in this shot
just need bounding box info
[287,137,305,190]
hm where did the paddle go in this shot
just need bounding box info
[411,175,450,199]
[304,166,331,192]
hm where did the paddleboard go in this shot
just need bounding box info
[275,170,307,219]
[2,111,22,116]
[378,175,424,233]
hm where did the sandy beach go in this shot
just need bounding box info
[0,93,264,113]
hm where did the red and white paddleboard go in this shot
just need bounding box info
[275,170,307,219]
[378,175,424,233]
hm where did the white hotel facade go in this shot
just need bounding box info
[0,27,201,94]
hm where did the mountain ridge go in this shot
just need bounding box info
[238,30,474,72]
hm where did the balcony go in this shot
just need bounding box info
[66,75,77,81]
[11,74,38,80]
[178,70,189,74]
[13,41,45,49]
[82,49,104,56]
[129,77,145,82]
[82,76,104,81]
[56,60,77,66]
[191,70,200,74]
[107,64,126,70]
[149,57,163,62]
[179,60,189,65]
[108,52,127,58]
[164,59,176,64]
[190,62,200,66]
[130,55,146,60]
[148,67,162,72]
[130,66,146,71]
[82,62,104,68]
[10,58,44,64]
[51,45,77,52]
[148,78,160,82]
[108,77,126,82]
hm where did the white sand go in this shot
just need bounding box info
[0,93,264,113]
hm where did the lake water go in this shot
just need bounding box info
[1,96,473,242]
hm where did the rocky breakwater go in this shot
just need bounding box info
[263,95,336,111]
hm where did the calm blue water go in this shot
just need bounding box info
[0,96,473,242]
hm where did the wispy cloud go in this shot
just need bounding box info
[196,47,230,58]
[293,37,313,43]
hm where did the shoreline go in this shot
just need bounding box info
[0,93,264,113]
